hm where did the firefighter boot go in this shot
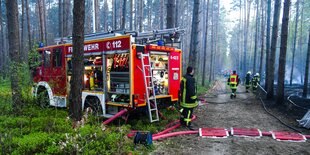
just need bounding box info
[230,93,234,99]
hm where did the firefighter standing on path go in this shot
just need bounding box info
[245,71,252,93]
[252,73,260,92]
[179,66,198,130]
[227,70,240,99]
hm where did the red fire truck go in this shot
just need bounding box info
[32,28,184,122]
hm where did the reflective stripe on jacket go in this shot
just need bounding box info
[180,74,198,108]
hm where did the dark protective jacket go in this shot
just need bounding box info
[179,73,198,108]
[245,74,251,87]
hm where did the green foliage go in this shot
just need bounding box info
[197,84,210,96]
[28,45,41,70]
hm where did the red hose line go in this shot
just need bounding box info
[152,130,199,140]
[262,131,272,136]
[305,135,310,139]
[102,109,128,125]
[127,115,198,138]
[153,124,181,137]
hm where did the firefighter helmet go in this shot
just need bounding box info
[247,71,251,75]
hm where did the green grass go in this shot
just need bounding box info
[0,79,209,154]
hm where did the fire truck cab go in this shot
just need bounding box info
[32,29,183,120]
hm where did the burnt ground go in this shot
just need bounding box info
[151,80,310,155]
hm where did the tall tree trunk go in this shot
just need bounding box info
[259,0,265,81]
[103,0,108,31]
[25,0,31,50]
[63,0,70,36]
[243,0,251,77]
[265,0,271,90]
[267,0,281,99]
[188,0,200,69]
[303,29,310,97]
[21,0,25,62]
[129,0,133,30]
[238,0,242,72]
[166,0,176,28]
[160,0,164,29]
[121,0,126,29]
[94,0,99,32]
[276,0,291,105]
[5,0,23,112]
[299,0,304,84]
[38,0,45,43]
[289,0,299,85]
[113,0,116,30]
[253,0,259,74]
[134,0,138,30]
[209,0,214,82]
[70,0,85,122]
[202,0,210,86]
[0,0,3,76]
[59,0,63,38]
[147,0,152,30]
[139,0,143,32]
[43,0,47,44]
[175,0,179,28]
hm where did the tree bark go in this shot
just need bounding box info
[188,0,200,69]
[21,0,25,62]
[139,0,143,32]
[37,0,45,43]
[0,0,3,76]
[134,0,138,30]
[129,0,133,30]
[103,0,108,31]
[95,0,99,32]
[202,0,210,86]
[243,0,251,77]
[5,0,23,113]
[160,0,164,29]
[267,0,281,99]
[289,0,299,85]
[59,0,63,38]
[259,0,265,81]
[276,0,291,105]
[253,0,259,74]
[209,0,214,82]
[303,29,310,97]
[70,0,85,122]
[166,0,176,29]
[63,0,70,36]
[25,0,31,50]
[121,0,126,30]
[265,0,271,90]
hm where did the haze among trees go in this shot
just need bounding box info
[1,0,310,119]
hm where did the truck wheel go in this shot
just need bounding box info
[36,88,50,108]
[84,97,102,116]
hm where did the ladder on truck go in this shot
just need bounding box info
[140,53,159,122]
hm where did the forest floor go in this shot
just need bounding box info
[151,80,310,155]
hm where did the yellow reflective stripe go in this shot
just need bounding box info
[180,102,198,108]
[182,77,187,103]
[230,75,237,85]
[191,96,197,100]
[185,110,191,126]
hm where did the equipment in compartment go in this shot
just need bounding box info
[107,53,130,104]
[82,56,103,90]
[150,54,169,95]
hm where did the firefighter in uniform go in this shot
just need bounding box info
[252,73,260,92]
[227,70,240,99]
[179,66,198,130]
[245,71,252,93]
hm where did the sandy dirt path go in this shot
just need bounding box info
[152,81,310,155]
